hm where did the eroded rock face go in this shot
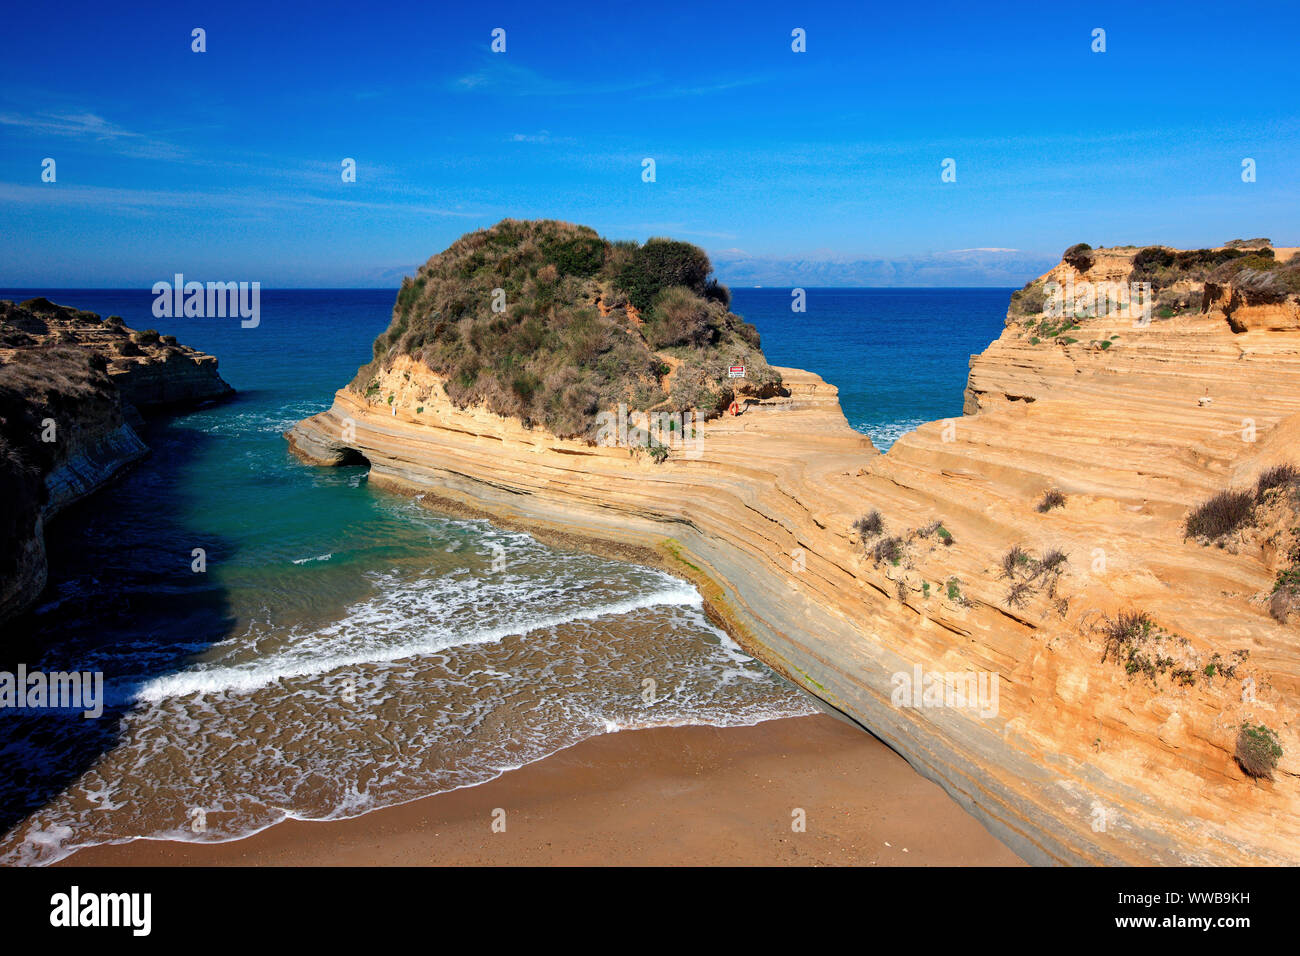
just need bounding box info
[0,298,234,625]
[1,297,236,411]
[1203,282,1300,332]
[288,242,1300,865]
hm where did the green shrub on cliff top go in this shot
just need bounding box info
[646,286,716,349]
[541,234,606,278]
[1132,245,1276,292]
[1010,279,1046,316]
[617,238,713,311]
[350,219,781,440]
[1063,243,1093,271]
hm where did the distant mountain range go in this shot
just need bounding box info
[709,248,1058,288]
[374,247,1059,290]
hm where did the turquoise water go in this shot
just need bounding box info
[0,286,1009,864]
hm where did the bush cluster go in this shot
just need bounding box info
[1236,723,1282,780]
[1010,280,1047,316]
[1037,488,1066,513]
[617,238,713,312]
[1185,466,1300,543]
[853,510,884,539]
[1062,243,1093,272]
[1184,490,1256,541]
[350,219,781,440]
[1132,245,1279,292]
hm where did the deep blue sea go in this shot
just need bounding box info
[0,286,1009,864]
[730,288,1011,448]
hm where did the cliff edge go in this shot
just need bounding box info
[0,298,234,623]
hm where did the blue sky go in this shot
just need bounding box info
[2,0,1297,287]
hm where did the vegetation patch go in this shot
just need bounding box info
[1131,246,1275,292]
[1028,316,1083,342]
[1185,466,1300,551]
[793,665,826,692]
[1153,287,1203,317]
[1037,488,1066,513]
[1202,651,1244,681]
[853,510,884,540]
[871,535,904,567]
[999,544,1034,580]
[351,219,782,440]
[1235,723,1282,780]
[916,519,953,546]
[1100,611,1170,679]
[1038,548,1066,573]
[1256,464,1300,500]
[1062,243,1093,272]
[996,544,1069,608]
[661,538,702,574]
[1097,610,1234,686]
[1005,580,1032,608]
[1184,489,1255,542]
[1207,253,1300,302]
[1270,539,1300,623]
[1009,279,1047,316]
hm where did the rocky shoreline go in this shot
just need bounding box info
[288,243,1300,865]
[0,298,234,624]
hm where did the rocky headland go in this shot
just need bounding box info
[0,297,234,623]
[288,222,1300,865]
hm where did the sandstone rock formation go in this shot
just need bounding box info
[0,298,234,624]
[289,236,1300,865]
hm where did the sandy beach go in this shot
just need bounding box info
[59,713,1022,867]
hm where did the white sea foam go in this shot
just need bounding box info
[0,335,825,868]
[862,417,928,451]
[128,583,702,702]
[2,510,815,868]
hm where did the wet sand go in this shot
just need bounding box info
[59,713,1023,866]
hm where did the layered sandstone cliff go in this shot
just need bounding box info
[0,298,234,624]
[288,241,1300,865]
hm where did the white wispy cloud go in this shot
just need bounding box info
[0,110,187,160]
[0,181,484,219]
[638,76,767,99]
[452,59,657,97]
[452,58,766,102]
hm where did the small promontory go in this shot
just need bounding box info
[0,297,234,624]
[351,219,780,437]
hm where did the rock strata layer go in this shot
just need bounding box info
[289,246,1300,865]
